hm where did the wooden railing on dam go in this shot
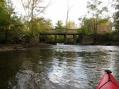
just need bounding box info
[39,32,82,43]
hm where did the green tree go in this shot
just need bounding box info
[30,17,53,33]
[87,0,108,33]
[65,21,76,30]
[55,20,64,29]
[55,20,64,32]
[80,17,110,34]
[0,0,10,26]
[114,0,119,32]
[20,0,51,37]
[0,0,11,42]
[0,0,24,43]
[80,17,94,34]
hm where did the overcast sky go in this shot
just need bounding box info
[11,0,114,26]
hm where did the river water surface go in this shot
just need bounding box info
[0,44,119,89]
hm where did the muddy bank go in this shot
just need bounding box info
[0,44,26,52]
[0,43,51,52]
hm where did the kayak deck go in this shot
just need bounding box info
[96,70,119,89]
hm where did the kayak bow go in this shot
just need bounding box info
[96,70,119,89]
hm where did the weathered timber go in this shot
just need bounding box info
[39,32,80,43]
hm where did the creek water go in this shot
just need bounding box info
[0,44,119,89]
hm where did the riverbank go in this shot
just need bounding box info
[0,44,26,52]
[0,43,52,52]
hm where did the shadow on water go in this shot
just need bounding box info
[0,45,119,89]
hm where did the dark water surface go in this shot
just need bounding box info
[0,44,119,89]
